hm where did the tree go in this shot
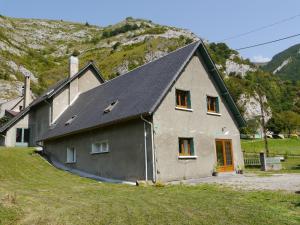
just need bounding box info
[279,111,300,137]
[72,50,80,57]
[241,117,260,138]
[246,71,272,156]
[266,116,284,134]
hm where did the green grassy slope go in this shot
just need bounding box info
[0,148,299,225]
[263,43,300,80]
[0,16,195,96]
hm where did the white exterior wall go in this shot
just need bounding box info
[153,53,244,181]
[4,115,29,147]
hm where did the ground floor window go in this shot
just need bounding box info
[91,141,109,154]
[67,147,76,163]
[178,138,194,156]
[15,128,30,144]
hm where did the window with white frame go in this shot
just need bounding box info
[91,141,109,154]
[66,147,76,163]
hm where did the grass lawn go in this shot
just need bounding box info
[241,138,300,156]
[242,138,300,173]
[0,148,299,225]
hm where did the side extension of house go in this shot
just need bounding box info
[0,56,105,147]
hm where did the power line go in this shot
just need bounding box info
[235,33,300,51]
[219,13,300,42]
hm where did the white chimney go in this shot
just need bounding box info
[69,56,79,77]
[23,75,31,109]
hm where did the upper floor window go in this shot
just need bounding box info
[66,147,76,163]
[207,96,219,113]
[178,138,194,156]
[91,141,109,154]
[176,89,191,109]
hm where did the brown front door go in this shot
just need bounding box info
[215,139,234,172]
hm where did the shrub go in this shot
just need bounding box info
[72,50,80,57]
[102,23,140,39]
[112,42,121,50]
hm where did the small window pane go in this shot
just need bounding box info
[179,138,194,156]
[101,142,108,152]
[23,129,30,143]
[67,147,76,163]
[16,128,22,142]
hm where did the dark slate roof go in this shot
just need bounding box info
[0,62,105,133]
[41,41,245,141]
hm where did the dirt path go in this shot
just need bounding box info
[172,173,300,192]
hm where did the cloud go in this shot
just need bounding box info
[251,55,271,63]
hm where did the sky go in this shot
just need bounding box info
[1,0,300,62]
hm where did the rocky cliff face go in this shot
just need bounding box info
[0,16,198,99]
[0,15,277,123]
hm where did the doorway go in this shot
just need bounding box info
[215,139,234,172]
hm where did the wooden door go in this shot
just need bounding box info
[215,139,234,172]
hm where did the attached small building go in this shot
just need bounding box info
[0,57,105,147]
[40,41,245,182]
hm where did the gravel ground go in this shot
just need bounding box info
[171,173,300,192]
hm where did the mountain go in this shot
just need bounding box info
[263,43,300,81]
[1,15,300,133]
[0,15,198,101]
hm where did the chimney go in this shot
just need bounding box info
[69,55,79,104]
[69,56,79,77]
[23,75,31,109]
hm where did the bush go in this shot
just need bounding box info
[102,23,139,39]
[72,50,80,57]
[112,42,121,50]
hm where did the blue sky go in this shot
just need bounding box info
[1,0,300,62]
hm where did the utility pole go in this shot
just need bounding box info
[257,86,269,157]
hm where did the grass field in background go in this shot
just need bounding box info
[241,138,300,173]
[241,138,300,156]
[0,148,299,225]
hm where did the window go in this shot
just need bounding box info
[178,138,194,156]
[176,89,191,108]
[207,96,219,113]
[65,115,77,126]
[16,128,22,143]
[15,128,30,143]
[104,100,118,113]
[91,141,109,154]
[67,147,76,163]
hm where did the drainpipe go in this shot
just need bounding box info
[141,115,156,183]
[143,121,148,181]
